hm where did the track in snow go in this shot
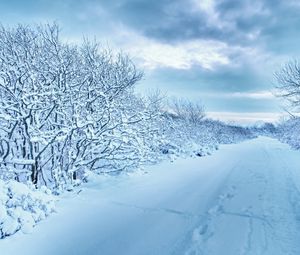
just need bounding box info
[1,137,300,255]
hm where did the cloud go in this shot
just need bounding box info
[94,0,268,46]
[3,0,300,55]
[206,111,283,125]
[230,91,275,99]
[111,0,235,44]
[86,0,300,58]
[119,31,230,70]
[194,90,276,100]
[0,0,299,120]
[109,21,274,73]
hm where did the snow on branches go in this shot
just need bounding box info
[0,24,151,189]
[0,24,254,191]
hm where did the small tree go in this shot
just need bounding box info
[170,98,205,125]
[275,60,300,110]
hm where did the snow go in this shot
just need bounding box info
[8,159,35,166]
[0,181,56,239]
[276,117,300,149]
[1,137,300,254]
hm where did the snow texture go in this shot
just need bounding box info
[1,137,300,255]
[276,117,300,149]
[252,117,300,150]
[0,180,56,239]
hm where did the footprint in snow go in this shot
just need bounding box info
[208,204,223,216]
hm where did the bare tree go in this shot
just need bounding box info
[169,98,205,124]
[275,60,300,110]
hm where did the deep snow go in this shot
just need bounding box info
[1,137,300,255]
[0,181,56,238]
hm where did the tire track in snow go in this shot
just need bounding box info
[2,137,300,255]
[171,161,244,255]
[111,201,206,220]
[244,146,271,255]
[183,180,239,255]
[257,144,300,254]
[184,141,293,255]
[279,157,300,254]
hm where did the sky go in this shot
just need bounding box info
[1,0,300,124]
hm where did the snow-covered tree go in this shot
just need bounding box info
[275,60,300,111]
[274,61,300,149]
[0,24,155,189]
[0,24,255,191]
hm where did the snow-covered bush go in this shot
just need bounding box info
[274,117,300,149]
[0,179,55,239]
[250,122,277,137]
[151,110,255,160]
[0,23,255,191]
[251,117,300,150]
[0,24,153,189]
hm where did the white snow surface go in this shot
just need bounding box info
[1,137,300,255]
[0,181,56,238]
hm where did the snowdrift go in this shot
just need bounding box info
[0,180,56,239]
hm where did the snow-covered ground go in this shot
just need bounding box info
[1,137,300,255]
[0,181,56,238]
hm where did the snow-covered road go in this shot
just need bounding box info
[1,137,300,255]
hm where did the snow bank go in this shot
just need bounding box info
[0,180,56,239]
[156,119,254,161]
[257,118,300,150]
[277,117,300,149]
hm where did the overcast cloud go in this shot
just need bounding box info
[1,0,299,123]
